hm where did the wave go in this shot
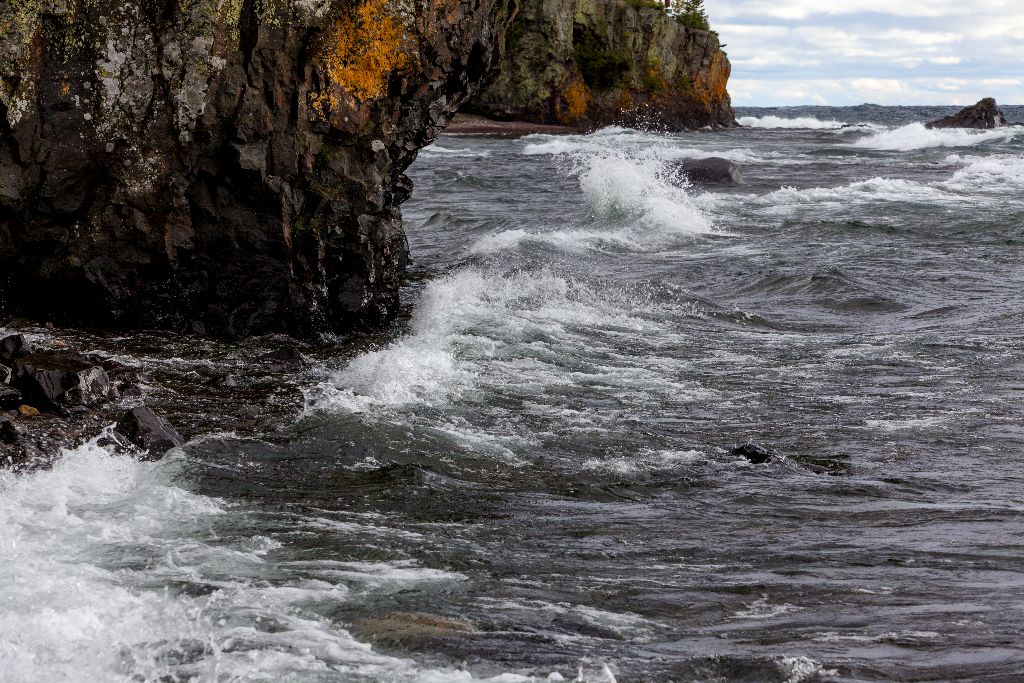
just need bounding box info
[852,122,1020,151]
[943,153,1024,191]
[0,436,547,682]
[738,115,847,130]
[521,127,771,164]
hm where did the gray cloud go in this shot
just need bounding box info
[704,0,1024,105]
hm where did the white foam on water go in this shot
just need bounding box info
[307,267,698,418]
[738,115,847,130]
[943,153,1024,192]
[780,656,839,683]
[0,439,546,682]
[576,149,715,237]
[851,123,1020,151]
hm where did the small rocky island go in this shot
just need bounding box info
[927,97,1008,129]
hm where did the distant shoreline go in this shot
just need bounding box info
[445,113,581,136]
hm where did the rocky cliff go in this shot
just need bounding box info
[0,0,516,337]
[467,0,735,129]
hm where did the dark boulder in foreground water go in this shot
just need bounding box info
[673,157,743,187]
[115,406,185,460]
[926,97,1007,129]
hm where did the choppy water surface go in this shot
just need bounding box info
[3,106,1024,682]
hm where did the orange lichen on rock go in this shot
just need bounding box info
[315,0,414,111]
[560,78,590,124]
[691,51,730,109]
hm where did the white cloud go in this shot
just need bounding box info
[706,0,1022,105]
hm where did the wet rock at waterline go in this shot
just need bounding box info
[673,157,742,187]
[927,98,1007,129]
[0,385,21,410]
[733,443,851,475]
[115,406,185,459]
[13,352,116,413]
[1,334,34,366]
[0,0,518,338]
[733,443,775,464]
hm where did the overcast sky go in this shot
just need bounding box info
[703,0,1024,106]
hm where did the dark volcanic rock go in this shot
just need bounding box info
[115,406,185,459]
[0,384,21,410]
[927,98,1008,129]
[0,0,517,338]
[732,443,775,464]
[14,352,115,412]
[0,416,18,444]
[1,334,34,367]
[674,157,742,187]
[0,362,10,385]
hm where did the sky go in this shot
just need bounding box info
[702,0,1024,106]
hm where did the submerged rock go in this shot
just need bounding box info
[256,347,310,372]
[732,443,775,464]
[115,406,185,459]
[732,443,850,475]
[0,0,518,338]
[927,98,1008,129]
[673,157,742,187]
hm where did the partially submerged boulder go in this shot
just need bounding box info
[115,406,185,459]
[927,98,1007,130]
[673,157,742,188]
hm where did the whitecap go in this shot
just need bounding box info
[852,122,1019,151]
[738,115,847,130]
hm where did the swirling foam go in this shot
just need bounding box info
[0,437,539,682]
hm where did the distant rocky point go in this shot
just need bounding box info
[467,0,736,130]
[927,98,1008,130]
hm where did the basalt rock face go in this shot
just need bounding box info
[467,0,735,130]
[0,0,517,337]
[927,98,1007,130]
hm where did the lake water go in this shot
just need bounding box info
[2,105,1023,682]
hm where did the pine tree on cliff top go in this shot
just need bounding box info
[672,0,711,32]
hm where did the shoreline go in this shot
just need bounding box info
[444,113,581,136]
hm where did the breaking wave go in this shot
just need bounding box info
[738,115,847,130]
[852,122,1020,151]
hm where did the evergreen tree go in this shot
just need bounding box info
[673,0,711,32]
